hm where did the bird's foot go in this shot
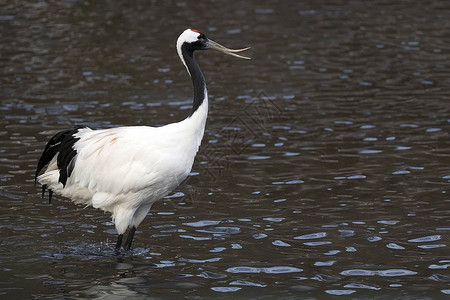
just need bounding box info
[114,227,136,255]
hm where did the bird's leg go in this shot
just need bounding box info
[115,234,124,253]
[42,185,53,204]
[41,184,47,199]
[48,189,53,204]
[124,226,136,251]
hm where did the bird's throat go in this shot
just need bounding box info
[181,45,206,117]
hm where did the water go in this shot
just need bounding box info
[1,0,449,298]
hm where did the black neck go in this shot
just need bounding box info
[181,44,206,117]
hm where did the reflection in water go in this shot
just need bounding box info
[1,0,449,298]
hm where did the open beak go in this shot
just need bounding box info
[206,39,251,59]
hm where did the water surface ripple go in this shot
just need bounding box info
[1,0,449,298]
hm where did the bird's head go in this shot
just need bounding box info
[176,28,250,59]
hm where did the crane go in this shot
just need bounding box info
[35,29,250,252]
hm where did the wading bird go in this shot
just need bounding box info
[35,29,250,252]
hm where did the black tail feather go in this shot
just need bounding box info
[35,126,84,189]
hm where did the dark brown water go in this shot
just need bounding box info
[1,0,449,298]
